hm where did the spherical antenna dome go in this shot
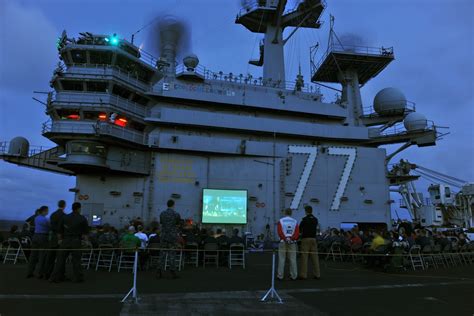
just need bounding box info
[183,54,199,71]
[404,112,428,131]
[8,136,29,157]
[374,87,407,114]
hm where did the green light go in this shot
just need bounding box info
[109,34,119,46]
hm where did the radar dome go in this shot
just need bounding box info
[8,136,29,157]
[374,87,407,114]
[183,54,199,71]
[404,112,428,131]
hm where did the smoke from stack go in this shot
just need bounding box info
[338,33,367,48]
[146,15,191,72]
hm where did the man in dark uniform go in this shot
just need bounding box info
[44,200,67,279]
[298,205,321,280]
[50,202,89,283]
[157,199,181,279]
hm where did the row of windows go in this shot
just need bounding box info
[67,50,152,83]
[59,80,149,106]
[57,109,145,132]
[67,142,107,157]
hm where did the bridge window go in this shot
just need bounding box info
[89,51,112,65]
[86,81,107,92]
[58,109,80,120]
[112,84,132,99]
[68,141,106,157]
[71,50,87,64]
[61,80,84,91]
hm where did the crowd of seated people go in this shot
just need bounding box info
[65,218,248,269]
[314,223,473,269]
[2,216,472,271]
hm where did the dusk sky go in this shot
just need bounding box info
[0,0,472,221]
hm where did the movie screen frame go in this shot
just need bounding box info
[201,188,248,224]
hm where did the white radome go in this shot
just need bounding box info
[373,87,407,114]
[8,136,29,157]
[404,112,428,131]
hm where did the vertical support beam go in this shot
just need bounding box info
[338,69,363,126]
[263,25,285,84]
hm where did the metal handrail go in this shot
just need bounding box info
[0,140,55,158]
[362,101,416,116]
[42,120,147,145]
[175,64,322,95]
[63,42,159,70]
[311,43,394,76]
[64,63,151,90]
[378,120,436,137]
[52,91,147,117]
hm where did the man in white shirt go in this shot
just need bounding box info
[277,208,300,280]
[134,225,149,249]
[134,225,149,271]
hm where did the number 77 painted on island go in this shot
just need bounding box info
[288,145,357,211]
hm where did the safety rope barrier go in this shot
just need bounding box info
[6,246,474,257]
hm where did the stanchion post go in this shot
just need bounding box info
[261,250,283,304]
[121,249,139,304]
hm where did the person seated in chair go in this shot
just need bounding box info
[216,229,230,247]
[204,230,217,245]
[229,229,245,246]
[119,226,141,251]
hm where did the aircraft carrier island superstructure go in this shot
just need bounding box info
[1,0,443,233]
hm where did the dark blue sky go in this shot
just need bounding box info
[0,0,473,220]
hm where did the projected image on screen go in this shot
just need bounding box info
[202,189,247,224]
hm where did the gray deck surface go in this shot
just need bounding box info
[1,253,473,315]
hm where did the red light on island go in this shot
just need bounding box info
[115,117,128,127]
[67,114,80,120]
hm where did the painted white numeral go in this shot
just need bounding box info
[328,147,357,211]
[288,145,318,210]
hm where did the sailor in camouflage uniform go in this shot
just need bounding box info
[157,199,181,279]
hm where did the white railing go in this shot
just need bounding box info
[42,121,146,145]
[362,101,416,116]
[374,120,436,138]
[311,43,394,77]
[64,64,151,91]
[53,92,147,117]
[175,63,322,95]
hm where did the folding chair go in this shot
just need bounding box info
[147,243,161,270]
[118,250,136,272]
[450,245,463,266]
[203,243,219,268]
[229,243,245,269]
[165,245,183,271]
[3,238,28,264]
[328,242,343,262]
[350,244,363,263]
[431,244,445,268]
[442,244,454,267]
[459,244,471,265]
[95,244,115,272]
[409,245,424,270]
[184,242,199,268]
[421,245,436,269]
[81,242,94,270]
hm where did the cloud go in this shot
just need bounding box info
[0,1,58,93]
[0,163,75,220]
